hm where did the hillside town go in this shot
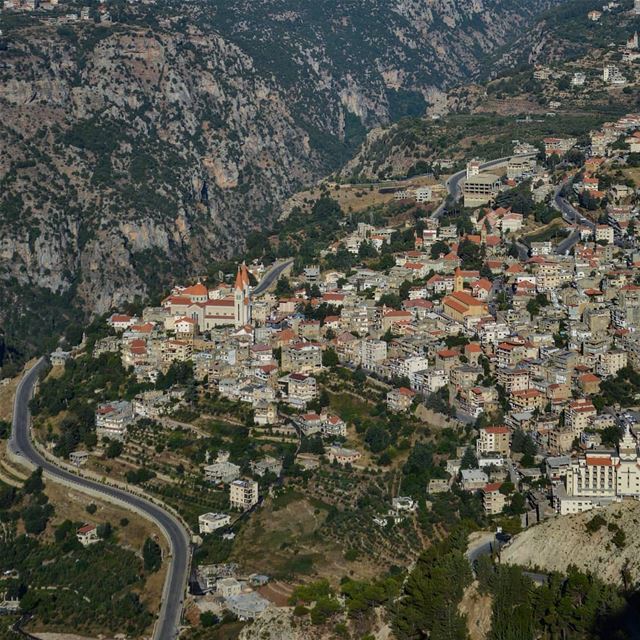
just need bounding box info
[39,108,640,593]
[3,0,640,637]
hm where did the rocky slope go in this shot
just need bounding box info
[237,605,393,640]
[340,0,640,181]
[502,501,640,587]
[0,0,562,364]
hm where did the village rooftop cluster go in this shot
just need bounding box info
[45,107,640,617]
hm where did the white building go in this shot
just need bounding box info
[76,524,99,546]
[225,592,270,620]
[198,513,231,534]
[412,368,448,394]
[204,461,241,484]
[69,451,90,467]
[361,339,388,370]
[95,401,133,441]
[414,186,433,203]
[461,469,489,491]
[466,159,481,178]
[50,348,72,366]
[595,224,614,244]
[571,72,586,87]
[603,65,626,85]
[217,577,242,598]
[565,429,640,501]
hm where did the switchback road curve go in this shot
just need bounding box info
[9,358,190,640]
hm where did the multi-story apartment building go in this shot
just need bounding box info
[566,450,617,500]
[361,339,388,370]
[543,137,577,156]
[281,342,323,373]
[496,340,534,369]
[386,387,416,413]
[476,426,510,456]
[510,388,545,412]
[461,386,498,418]
[482,483,507,515]
[205,461,241,484]
[95,401,133,441]
[229,479,259,511]
[412,369,448,394]
[497,368,530,393]
[566,399,597,437]
[563,428,640,509]
[281,372,317,408]
[597,350,627,378]
[462,174,501,207]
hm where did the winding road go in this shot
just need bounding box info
[433,155,592,258]
[431,153,536,220]
[252,259,294,296]
[9,358,191,640]
[6,261,293,637]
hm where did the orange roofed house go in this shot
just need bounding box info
[442,291,488,322]
[163,264,251,330]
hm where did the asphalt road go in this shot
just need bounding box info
[433,158,588,258]
[552,184,594,255]
[432,153,536,220]
[253,259,294,296]
[9,358,190,640]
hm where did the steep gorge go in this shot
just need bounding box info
[0,0,562,365]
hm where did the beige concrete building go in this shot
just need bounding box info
[597,351,627,378]
[281,342,323,373]
[482,483,506,515]
[477,426,510,456]
[229,479,259,511]
[462,174,501,207]
[566,399,597,437]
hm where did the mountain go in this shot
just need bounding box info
[0,0,562,369]
[340,0,640,181]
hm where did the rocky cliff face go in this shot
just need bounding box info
[0,0,561,361]
[502,502,640,587]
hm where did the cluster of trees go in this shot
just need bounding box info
[290,579,342,625]
[353,409,414,464]
[594,367,640,409]
[125,468,156,485]
[0,467,153,635]
[30,353,202,459]
[425,387,456,417]
[0,282,82,379]
[495,181,535,216]
[142,537,162,572]
[511,429,537,467]
[340,575,401,621]
[526,292,550,318]
[457,238,486,272]
[402,442,438,496]
[396,531,628,640]
[477,562,628,640]
[18,468,54,535]
[394,523,473,639]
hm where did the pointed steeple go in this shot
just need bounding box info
[235,264,245,291]
[619,424,637,461]
[241,262,250,288]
